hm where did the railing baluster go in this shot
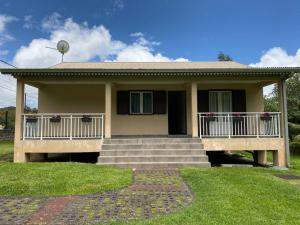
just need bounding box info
[70,115,73,140]
[199,114,202,138]
[256,114,259,138]
[40,115,43,140]
[227,114,231,138]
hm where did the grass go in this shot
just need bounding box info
[0,140,14,162]
[0,141,132,196]
[108,163,300,225]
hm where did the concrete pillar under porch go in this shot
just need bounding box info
[255,149,286,167]
[255,150,267,165]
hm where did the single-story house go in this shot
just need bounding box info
[1,61,299,168]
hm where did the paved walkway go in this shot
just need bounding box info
[0,170,193,225]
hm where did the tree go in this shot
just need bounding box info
[264,73,300,123]
[217,51,233,61]
[285,73,300,123]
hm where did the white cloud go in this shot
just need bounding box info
[0,14,17,33]
[0,14,17,46]
[41,12,62,31]
[13,15,188,67]
[250,47,300,96]
[250,47,300,67]
[13,17,126,67]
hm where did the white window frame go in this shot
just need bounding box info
[130,91,153,114]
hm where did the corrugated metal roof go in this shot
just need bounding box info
[49,61,249,69]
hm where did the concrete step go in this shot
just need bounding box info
[103,138,201,145]
[96,162,211,169]
[97,155,208,163]
[101,143,203,150]
[99,149,206,156]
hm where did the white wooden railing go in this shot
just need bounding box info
[22,113,104,140]
[198,112,281,138]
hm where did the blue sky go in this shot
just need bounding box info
[0,0,300,107]
[1,0,300,65]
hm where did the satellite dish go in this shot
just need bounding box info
[57,40,69,54]
[46,40,70,63]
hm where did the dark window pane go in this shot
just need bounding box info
[143,92,153,113]
[130,93,140,113]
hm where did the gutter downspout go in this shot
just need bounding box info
[281,78,290,167]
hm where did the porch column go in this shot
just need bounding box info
[191,82,198,137]
[14,79,28,162]
[277,79,289,167]
[105,82,112,138]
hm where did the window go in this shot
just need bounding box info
[209,91,232,112]
[130,91,153,114]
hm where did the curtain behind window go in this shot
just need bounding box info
[130,93,140,113]
[143,92,153,113]
[209,92,218,112]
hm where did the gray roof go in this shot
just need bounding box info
[0,61,299,78]
[50,61,249,69]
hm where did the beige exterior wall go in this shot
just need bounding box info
[39,84,105,113]
[20,140,102,153]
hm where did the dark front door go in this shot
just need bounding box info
[168,91,187,135]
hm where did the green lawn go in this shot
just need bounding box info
[0,141,132,196]
[108,163,300,225]
[0,140,14,162]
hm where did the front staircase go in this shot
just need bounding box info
[97,137,210,169]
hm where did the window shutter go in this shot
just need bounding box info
[153,91,166,114]
[197,90,209,112]
[232,90,246,112]
[117,91,129,114]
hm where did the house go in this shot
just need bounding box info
[1,61,299,168]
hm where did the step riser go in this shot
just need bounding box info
[98,156,208,163]
[100,150,206,156]
[102,144,203,150]
[96,162,211,169]
[103,138,201,144]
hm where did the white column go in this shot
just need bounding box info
[105,82,112,138]
[191,82,198,137]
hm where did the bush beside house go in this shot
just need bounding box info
[289,122,300,154]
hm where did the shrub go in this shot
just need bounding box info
[288,122,300,140]
[294,135,300,142]
[290,141,300,154]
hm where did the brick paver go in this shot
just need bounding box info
[0,169,193,225]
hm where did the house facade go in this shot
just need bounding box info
[1,61,299,167]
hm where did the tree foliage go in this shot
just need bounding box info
[217,51,233,61]
[264,73,300,123]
